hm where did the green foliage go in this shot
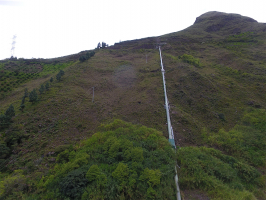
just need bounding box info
[19,103,25,112]
[56,73,61,81]
[54,144,72,155]
[24,88,28,97]
[218,113,225,121]
[35,120,176,199]
[139,168,161,187]
[97,42,101,49]
[90,51,95,57]
[0,104,15,130]
[177,146,260,199]
[226,32,256,43]
[0,114,8,129]
[102,42,107,48]
[39,84,45,95]
[5,104,15,121]
[86,164,101,182]
[79,55,87,62]
[125,147,144,162]
[59,70,65,76]
[59,167,88,199]
[179,54,201,67]
[0,170,27,199]
[203,109,266,167]
[56,150,70,164]
[45,82,49,91]
[0,60,72,97]
[56,70,65,82]
[0,142,10,159]
[79,51,95,62]
[112,162,129,182]
[29,89,38,103]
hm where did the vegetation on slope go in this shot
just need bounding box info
[0,60,73,99]
[0,120,176,199]
[0,11,266,200]
[177,109,266,200]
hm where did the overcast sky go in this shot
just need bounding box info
[0,0,266,60]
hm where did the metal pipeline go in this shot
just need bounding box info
[159,46,181,200]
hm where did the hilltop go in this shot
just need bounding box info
[0,11,266,199]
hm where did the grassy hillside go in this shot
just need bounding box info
[0,11,266,199]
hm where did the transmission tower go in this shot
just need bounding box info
[11,35,16,57]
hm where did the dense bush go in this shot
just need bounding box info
[179,54,201,67]
[35,120,176,199]
[59,167,89,199]
[177,146,261,199]
[79,51,95,62]
[0,170,27,198]
[39,84,45,95]
[203,109,266,167]
[56,70,65,82]
[29,89,38,103]
[0,104,15,130]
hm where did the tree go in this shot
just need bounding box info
[56,70,65,81]
[79,55,85,62]
[0,114,8,129]
[24,88,28,97]
[29,89,38,103]
[50,77,53,83]
[85,52,91,60]
[79,52,95,62]
[1,104,15,129]
[5,104,15,121]
[19,96,26,112]
[90,51,95,57]
[56,73,61,81]
[59,70,65,76]
[45,82,49,91]
[97,42,101,49]
[39,84,45,95]
[102,42,107,48]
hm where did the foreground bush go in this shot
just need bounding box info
[177,146,264,199]
[34,120,176,199]
[177,109,266,200]
[203,109,266,167]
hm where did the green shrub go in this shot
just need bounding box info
[56,150,70,163]
[79,51,95,62]
[204,109,266,167]
[0,104,15,130]
[177,146,261,199]
[29,89,38,103]
[79,55,87,62]
[0,170,27,199]
[36,120,176,199]
[179,54,201,67]
[39,84,45,95]
[59,167,88,199]
[54,145,72,155]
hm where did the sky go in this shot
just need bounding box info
[0,0,266,60]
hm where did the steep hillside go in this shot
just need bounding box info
[0,11,265,199]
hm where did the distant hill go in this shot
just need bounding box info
[0,11,265,200]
